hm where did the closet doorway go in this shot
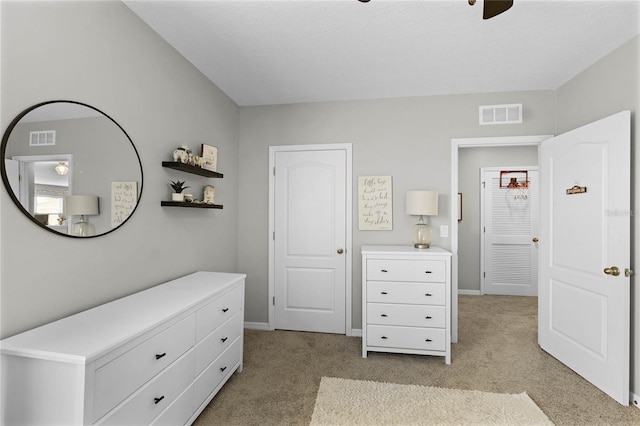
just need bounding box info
[450,135,551,342]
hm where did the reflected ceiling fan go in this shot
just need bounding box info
[356,0,514,20]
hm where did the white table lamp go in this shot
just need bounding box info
[65,195,99,236]
[406,190,438,248]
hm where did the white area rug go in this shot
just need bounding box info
[310,377,553,425]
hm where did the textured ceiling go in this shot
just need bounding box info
[124,0,640,106]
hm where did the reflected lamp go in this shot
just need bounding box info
[64,195,99,236]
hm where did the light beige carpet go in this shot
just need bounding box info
[310,377,553,426]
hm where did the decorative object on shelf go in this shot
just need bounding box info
[357,175,393,230]
[184,193,193,202]
[111,181,138,229]
[169,180,189,202]
[406,190,438,249]
[201,144,218,172]
[203,184,216,204]
[54,161,68,176]
[65,195,99,236]
[172,145,192,164]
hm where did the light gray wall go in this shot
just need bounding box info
[238,92,556,327]
[556,34,639,403]
[458,146,538,292]
[0,1,240,338]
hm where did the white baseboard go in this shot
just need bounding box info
[632,392,640,409]
[458,289,481,296]
[244,321,269,330]
[244,322,362,337]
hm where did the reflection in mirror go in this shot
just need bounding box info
[1,101,143,238]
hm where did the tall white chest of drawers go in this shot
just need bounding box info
[1,271,245,425]
[362,245,452,364]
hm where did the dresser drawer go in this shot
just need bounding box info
[367,259,445,282]
[367,303,446,328]
[196,286,244,341]
[98,350,195,425]
[93,315,196,422]
[195,311,243,375]
[150,384,195,426]
[367,281,445,305]
[367,325,446,352]
[194,336,242,408]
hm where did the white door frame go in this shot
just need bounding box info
[268,143,353,335]
[450,135,551,342]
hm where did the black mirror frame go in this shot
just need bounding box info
[1,100,144,238]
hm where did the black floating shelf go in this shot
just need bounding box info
[162,161,223,178]
[161,201,223,209]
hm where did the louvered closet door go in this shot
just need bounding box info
[481,168,538,296]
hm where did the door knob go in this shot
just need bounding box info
[337,248,344,254]
[603,266,620,276]
[532,237,539,243]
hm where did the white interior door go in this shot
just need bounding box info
[539,111,631,405]
[482,167,538,296]
[273,148,347,334]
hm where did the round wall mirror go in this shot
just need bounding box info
[1,100,143,238]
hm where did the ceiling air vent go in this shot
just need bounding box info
[29,130,56,146]
[479,104,522,125]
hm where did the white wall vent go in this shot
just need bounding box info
[29,130,56,146]
[479,104,522,125]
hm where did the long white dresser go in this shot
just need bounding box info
[362,245,452,364]
[0,271,245,425]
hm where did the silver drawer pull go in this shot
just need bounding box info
[155,352,167,360]
[425,339,432,342]
[380,314,388,317]
[425,316,432,319]
[381,269,388,272]
[154,396,165,405]
[381,291,388,295]
[425,293,432,297]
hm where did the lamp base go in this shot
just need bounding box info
[412,218,432,249]
[71,215,95,236]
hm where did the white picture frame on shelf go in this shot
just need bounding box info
[201,144,218,172]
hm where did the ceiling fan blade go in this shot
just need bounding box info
[483,0,513,19]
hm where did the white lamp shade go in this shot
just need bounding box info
[406,191,438,216]
[64,195,99,216]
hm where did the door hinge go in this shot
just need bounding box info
[483,226,486,233]
[482,181,485,188]
[273,166,276,176]
[272,231,275,240]
[484,272,486,278]
[272,296,275,305]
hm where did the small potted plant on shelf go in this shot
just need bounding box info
[169,180,190,202]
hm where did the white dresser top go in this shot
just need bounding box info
[0,271,245,364]
[361,245,451,256]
